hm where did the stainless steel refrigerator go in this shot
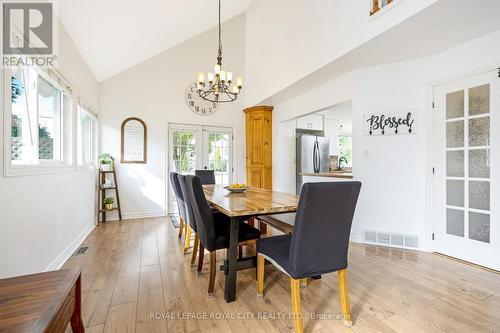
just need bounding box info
[296,134,330,194]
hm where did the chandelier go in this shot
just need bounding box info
[195,0,243,103]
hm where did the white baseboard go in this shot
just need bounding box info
[106,210,166,221]
[350,231,362,243]
[46,223,95,271]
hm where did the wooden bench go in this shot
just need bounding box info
[256,213,296,234]
[0,268,84,333]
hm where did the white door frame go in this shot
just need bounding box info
[428,66,499,270]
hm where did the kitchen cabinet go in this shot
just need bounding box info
[296,114,323,131]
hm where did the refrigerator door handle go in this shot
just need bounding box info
[312,141,317,173]
[313,140,319,173]
[316,141,321,173]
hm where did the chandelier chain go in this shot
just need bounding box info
[194,0,242,103]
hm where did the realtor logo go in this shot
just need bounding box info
[3,1,53,55]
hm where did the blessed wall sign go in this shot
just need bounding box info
[364,110,417,136]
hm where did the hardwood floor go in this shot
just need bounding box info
[62,217,500,333]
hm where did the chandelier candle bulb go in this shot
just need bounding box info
[236,77,243,88]
[214,64,221,74]
[208,72,214,83]
[220,70,226,82]
[227,72,233,82]
[198,73,205,84]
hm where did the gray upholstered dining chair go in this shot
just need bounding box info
[169,172,187,239]
[195,169,216,185]
[256,181,361,333]
[185,175,261,296]
[177,174,202,267]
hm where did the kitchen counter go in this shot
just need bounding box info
[301,172,353,179]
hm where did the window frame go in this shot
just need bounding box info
[338,134,353,168]
[77,103,98,168]
[3,67,77,176]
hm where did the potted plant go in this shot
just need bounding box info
[99,153,115,171]
[103,197,114,211]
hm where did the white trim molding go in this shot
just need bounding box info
[46,223,95,271]
[105,210,166,221]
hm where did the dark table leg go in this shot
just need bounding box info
[71,274,85,333]
[224,216,240,302]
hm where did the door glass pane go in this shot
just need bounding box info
[469,212,490,243]
[208,132,231,186]
[446,90,464,119]
[469,149,490,178]
[170,130,198,214]
[446,180,464,207]
[446,150,464,177]
[447,208,464,237]
[446,121,464,148]
[172,131,196,173]
[469,117,490,147]
[469,181,490,211]
[469,84,489,116]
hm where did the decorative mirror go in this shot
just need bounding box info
[121,117,147,163]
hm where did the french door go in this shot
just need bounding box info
[168,124,233,213]
[433,70,499,270]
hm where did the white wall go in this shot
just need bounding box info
[0,22,100,278]
[99,15,247,219]
[272,29,500,251]
[245,0,437,105]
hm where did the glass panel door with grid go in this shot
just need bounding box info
[433,70,499,270]
[168,125,233,214]
[203,127,233,187]
[168,125,202,214]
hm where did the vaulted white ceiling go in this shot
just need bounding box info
[58,0,251,81]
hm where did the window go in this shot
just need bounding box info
[6,66,72,174]
[370,0,395,16]
[78,104,97,166]
[339,135,353,167]
[38,76,61,160]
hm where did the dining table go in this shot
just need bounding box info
[202,184,299,303]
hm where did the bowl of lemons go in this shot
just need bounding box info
[223,183,248,193]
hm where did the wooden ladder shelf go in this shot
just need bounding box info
[98,169,122,222]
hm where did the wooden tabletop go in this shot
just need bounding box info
[203,185,299,217]
[0,268,82,333]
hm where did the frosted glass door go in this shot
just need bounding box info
[433,71,499,270]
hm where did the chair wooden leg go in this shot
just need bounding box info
[191,234,199,265]
[208,251,216,297]
[178,217,184,238]
[300,278,308,287]
[183,225,191,254]
[257,254,265,296]
[290,278,304,333]
[338,269,353,327]
[197,243,205,275]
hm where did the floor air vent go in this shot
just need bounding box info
[362,230,419,250]
[73,246,88,255]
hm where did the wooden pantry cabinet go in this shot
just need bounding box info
[244,106,273,190]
